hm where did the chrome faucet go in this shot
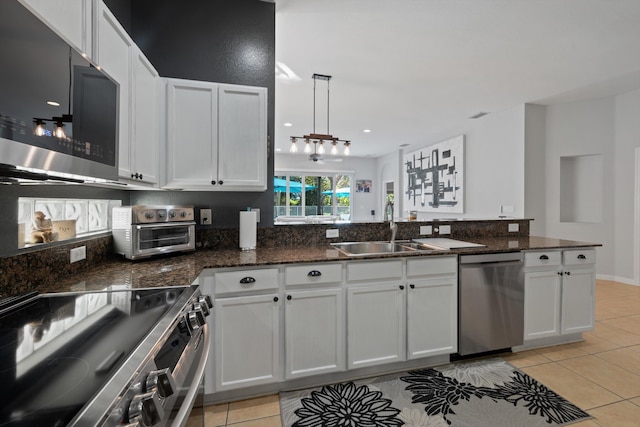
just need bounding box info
[384,200,398,243]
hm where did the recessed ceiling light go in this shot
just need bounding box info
[47,101,60,106]
[399,144,410,148]
[276,148,282,152]
[284,122,292,127]
[363,129,371,133]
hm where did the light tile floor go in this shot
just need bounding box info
[201,280,640,426]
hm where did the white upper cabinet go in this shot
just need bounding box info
[217,84,267,189]
[93,2,133,181]
[20,0,92,58]
[165,79,218,189]
[92,1,159,186]
[128,47,159,184]
[164,79,267,191]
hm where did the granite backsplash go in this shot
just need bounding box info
[1,219,530,298]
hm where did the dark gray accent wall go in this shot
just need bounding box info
[126,0,276,227]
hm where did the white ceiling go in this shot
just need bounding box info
[274,0,640,158]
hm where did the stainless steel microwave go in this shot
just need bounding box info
[0,1,119,181]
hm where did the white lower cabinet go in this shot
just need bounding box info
[523,249,595,342]
[407,277,457,358]
[406,257,458,359]
[284,287,344,379]
[202,256,458,396]
[347,282,405,369]
[561,267,596,334]
[213,293,280,391]
[523,269,562,339]
[203,267,281,393]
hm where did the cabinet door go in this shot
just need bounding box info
[20,0,92,57]
[285,288,344,379]
[165,79,218,189]
[217,84,267,190]
[94,3,132,179]
[213,294,280,392]
[347,283,405,369]
[524,270,562,339]
[561,268,595,334]
[130,48,159,184]
[406,276,457,359]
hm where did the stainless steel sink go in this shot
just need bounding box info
[331,241,448,256]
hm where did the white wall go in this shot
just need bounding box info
[614,89,640,284]
[524,104,547,236]
[394,105,526,220]
[275,153,378,221]
[544,97,615,276]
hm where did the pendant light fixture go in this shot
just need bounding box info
[290,73,351,157]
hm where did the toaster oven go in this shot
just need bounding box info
[112,205,196,260]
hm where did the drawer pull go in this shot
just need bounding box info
[410,284,415,289]
[399,285,405,290]
[273,296,279,302]
[239,277,256,284]
[565,271,571,276]
[286,295,292,300]
[577,254,587,260]
[307,270,322,277]
[539,254,549,260]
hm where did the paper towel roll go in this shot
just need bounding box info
[239,211,257,250]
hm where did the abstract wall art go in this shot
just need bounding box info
[403,135,464,213]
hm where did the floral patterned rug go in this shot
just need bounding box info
[280,358,591,426]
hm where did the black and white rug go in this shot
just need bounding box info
[280,358,591,427]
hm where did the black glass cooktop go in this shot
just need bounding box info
[0,288,186,426]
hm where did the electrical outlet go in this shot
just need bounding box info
[508,223,519,232]
[419,225,432,235]
[438,225,451,235]
[70,246,86,263]
[326,229,339,238]
[501,205,514,214]
[200,209,212,225]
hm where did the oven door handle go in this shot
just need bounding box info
[172,323,210,427]
[135,221,196,230]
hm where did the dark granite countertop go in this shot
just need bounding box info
[36,236,600,294]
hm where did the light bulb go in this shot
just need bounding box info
[34,120,45,136]
[304,139,311,153]
[344,141,351,156]
[289,137,298,153]
[54,123,66,139]
[317,141,325,154]
[331,142,338,155]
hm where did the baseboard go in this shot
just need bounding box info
[596,274,639,287]
[512,333,584,352]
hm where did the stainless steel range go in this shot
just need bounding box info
[0,286,212,427]
[112,205,196,260]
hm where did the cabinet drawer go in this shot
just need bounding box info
[285,263,342,286]
[524,251,561,268]
[407,256,457,277]
[563,249,596,266]
[215,268,279,294]
[347,260,403,282]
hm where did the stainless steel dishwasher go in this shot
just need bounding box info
[458,252,524,356]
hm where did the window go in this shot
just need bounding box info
[274,173,352,223]
[18,197,121,247]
